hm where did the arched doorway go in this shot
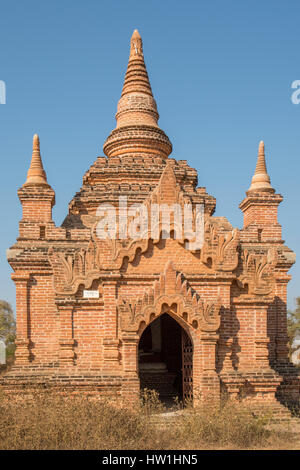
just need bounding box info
[138,313,193,404]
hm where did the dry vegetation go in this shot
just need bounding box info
[0,388,299,450]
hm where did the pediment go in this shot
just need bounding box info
[118,260,222,333]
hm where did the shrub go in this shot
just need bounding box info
[0,391,161,450]
[139,388,165,415]
[176,401,272,448]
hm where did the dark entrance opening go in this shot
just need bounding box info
[138,313,193,404]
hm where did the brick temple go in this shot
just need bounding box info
[2,30,299,409]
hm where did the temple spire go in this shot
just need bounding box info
[24,134,48,186]
[247,141,274,193]
[115,28,158,129]
[103,29,172,159]
[120,29,153,99]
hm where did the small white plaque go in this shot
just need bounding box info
[83,290,99,299]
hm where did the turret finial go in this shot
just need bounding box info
[247,140,274,193]
[24,134,48,186]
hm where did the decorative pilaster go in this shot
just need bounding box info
[232,298,283,403]
[219,337,245,400]
[121,332,140,403]
[254,302,271,369]
[232,298,272,370]
[102,281,120,371]
[200,332,220,401]
[255,337,270,368]
[275,280,290,366]
[11,272,31,365]
[57,303,75,367]
[102,339,120,370]
[218,338,234,371]
[217,286,235,373]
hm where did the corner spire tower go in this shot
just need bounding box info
[240,140,282,237]
[103,29,172,159]
[18,134,55,232]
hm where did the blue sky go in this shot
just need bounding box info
[0,0,299,311]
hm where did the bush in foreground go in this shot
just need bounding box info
[176,402,272,448]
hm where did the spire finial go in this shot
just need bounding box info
[259,140,264,154]
[247,140,274,193]
[132,29,141,38]
[130,29,142,57]
[24,134,48,186]
[120,28,153,99]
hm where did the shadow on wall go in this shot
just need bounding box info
[216,289,298,374]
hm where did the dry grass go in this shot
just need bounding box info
[0,388,299,450]
[175,402,276,449]
[0,390,162,450]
